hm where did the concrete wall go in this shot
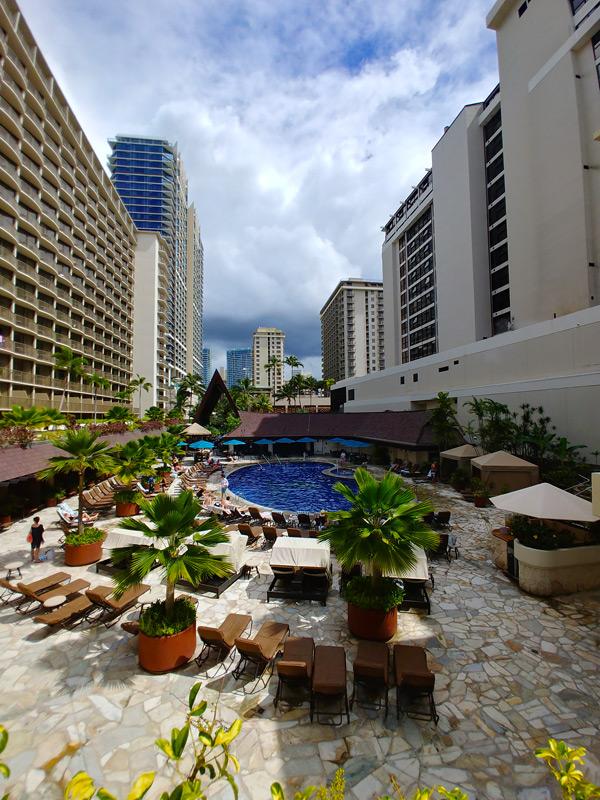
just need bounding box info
[133,233,161,414]
[515,540,600,596]
[433,105,491,350]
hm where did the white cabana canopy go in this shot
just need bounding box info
[183,423,211,436]
[440,444,482,461]
[490,482,599,523]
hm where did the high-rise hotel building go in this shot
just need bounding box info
[334,0,600,453]
[109,135,202,385]
[226,347,252,389]
[186,204,203,376]
[0,0,136,414]
[320,279,385,383]
[252,327,285,393]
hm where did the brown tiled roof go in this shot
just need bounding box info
[228,411,435,449]
[0,428,165,484]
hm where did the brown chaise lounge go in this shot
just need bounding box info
[311,644,350,725]
[16,578,91,613]
[237,523,263,544]
[196,613,252,665]
[34,594,94,629]
[351,640,389,717]
[233,620,289,679]
[393,644,439,724]
[85,584,151,627]
[275,636,314,708]
[0,571,71,605]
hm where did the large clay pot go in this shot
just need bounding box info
[138,624,197,674]
[64,538,104,566]
[347,602,397,642]
[46,498,58,508]
[116,501,140,517]
[0,515,11,525]
[474,496,489,508]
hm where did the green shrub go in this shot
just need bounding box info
[139,597,196,637]
[65,527,105,547]
[344,576,405,612]
[510,515,575,550]
[449,467,470,491]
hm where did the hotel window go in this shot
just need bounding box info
[593,32,600,87]
[570,0,587,13]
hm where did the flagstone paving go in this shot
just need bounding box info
[0,479,599,799]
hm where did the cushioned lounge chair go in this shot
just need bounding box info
[196,613,252,665]
[275,636,314,708]
[351,641,389,716]
[297,513,312,529]
[271,511,288,527]
[311,644,350,725]
[262,525,282,546]
[233,620,289,679]
[238,523,263,544]
[248,506,268,524]
[85,584,151,627]
[286,527,306,538]
[393,644,438,724]
[1,571,71,604]
[34,594,94,629]
[15,578,91,613]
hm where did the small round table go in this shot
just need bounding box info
[5,561,24,580]
[43,594,67,609]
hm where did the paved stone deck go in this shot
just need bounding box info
[0,480,599,799]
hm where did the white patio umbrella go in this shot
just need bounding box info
[490,482,599,522]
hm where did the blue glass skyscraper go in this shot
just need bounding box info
[226,348,252,388]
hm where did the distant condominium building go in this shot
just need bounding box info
[108,135,192,384]
[226,347,252,388]
[335,0,600,454]
[320,279,385,383]
[252,327,285,393]
[0,0,137,414]
[132,232,169,413]
[200,347,211,387]
[186,204,203,376]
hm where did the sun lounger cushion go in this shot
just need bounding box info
[197,613,252,649]
[277,637,314,680]
[393,644,434,690]
[312,645,346,695]
[34,594,93,626]
[86,584,150,611]
[354,641,389,683]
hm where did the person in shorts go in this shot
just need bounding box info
[29,516,44,563]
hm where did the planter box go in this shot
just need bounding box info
[347,602,397,641]
[116,501,140,518]
[491,529,513,571]
[138,623,197,673]
[514,540,600,596]
[64,538,104,566]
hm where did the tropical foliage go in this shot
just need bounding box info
[53,346,88,411]
[111,491,232,619]
[105,405,136,422]
[129,374,152,415]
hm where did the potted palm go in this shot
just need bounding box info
[320,469,439,641]
[111,439,155,517]
[40,429,115,564]
[111,491,232,673]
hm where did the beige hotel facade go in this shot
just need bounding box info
[335,0,600,453]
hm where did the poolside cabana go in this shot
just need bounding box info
[183,423,211,436]
[471,450,539,493]
[490,482,599,522]
[440,444,482,478]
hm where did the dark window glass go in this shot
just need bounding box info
[488,198,506,226]
[484,111,502,141]
[486,154,504,183]
[491,265,510,291]
[593,31,600,59]
[348,389,355,401]
[487,176,505,205]
[493,312,512,335]
[570,0,587,13]
[492,288,511,313]
[489,220,507,247]
[490,242,509,269]
[485,133,503,163]
[413,373,418,382]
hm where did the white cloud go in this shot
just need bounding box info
[18,0,499,378]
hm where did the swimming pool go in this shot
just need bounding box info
[227,461,356,513]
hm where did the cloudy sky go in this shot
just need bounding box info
[19,0,499,378]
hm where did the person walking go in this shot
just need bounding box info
[220,474,229,500]
[29,516,45,563]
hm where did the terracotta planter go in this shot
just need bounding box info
[347,602,397,642]
[47,498,58,508]
[474,496,489,508]
[64,538,104,566]
[138,624,197,674]
[0,515,11,525]
[116,501,140,517]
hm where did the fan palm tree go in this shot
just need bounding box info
[303,375,319,410]
[275,384,296,410]
[85,372,111,422]
[141,432,185,467]
[144,406,166,422]
[319,469,439,585]
[105,405,136,423]
[0,405,66,430]
[111,491,232,615]
[39,429,115,535]
[111,439,155,487]
[129,375,152,417]
[250,393,272,412]
[54,346,88,412]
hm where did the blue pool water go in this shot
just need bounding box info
[227,461,356,513]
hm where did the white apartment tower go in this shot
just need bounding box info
[186,204,203,376]
[0,0,137,414]
[335,0,600,453]
[320,279,385,383]
[252,327,285,393]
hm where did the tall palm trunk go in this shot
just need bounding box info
[93,386,98,422]
[59,375,69,412]
[77,470,84,536]
[165,579,175,617]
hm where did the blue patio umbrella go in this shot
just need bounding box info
[274,437,295,443]
[296,437,317,443]
[254,438,273,445]
[341,439,370,448]
[189,440,214,450]
[223,439,246,446]
[328,437,347,444]
[177,441,187,447]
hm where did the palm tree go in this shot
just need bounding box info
[591,450,600,466]
[111,439,155,487]
[114,387,134,404]
[105,405,136,423]
[319,378,334,397]
[111,492,232,616]
[284,354,303,378]
[289,373,305,408]
[129,375,152,418]
[0,405,66,430]
[250,393,272,412]
[231,377,258,411]
[263,355,282,397]
[54,347,88,412]
[141,432,185,467]
[319,469,439,586]
[144,406,166,422]
[85,373,111,422]
[39,429,115,535]
[175,373,204,417]
[275,383,296,411]
[429,391,463,450]
[303,375,319,411]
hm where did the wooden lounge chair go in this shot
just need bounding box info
[286,527,307,538]
[310,645,350,725]
[351,641,389,716]
[434,511,451,529]
[196,613,252,665]
[34,594,94,629]
[233,620,289,679]
[275,636,314,708]
[85,584,151,627]
[262,526,281,546]
[271,511,288,527]
[248,506,268,524]
[430,532,451,562]
[1,571,71,605]
[15,578,91,613]
[297,513,312,529]
[237,523,263,545]
[393,644,438,724]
